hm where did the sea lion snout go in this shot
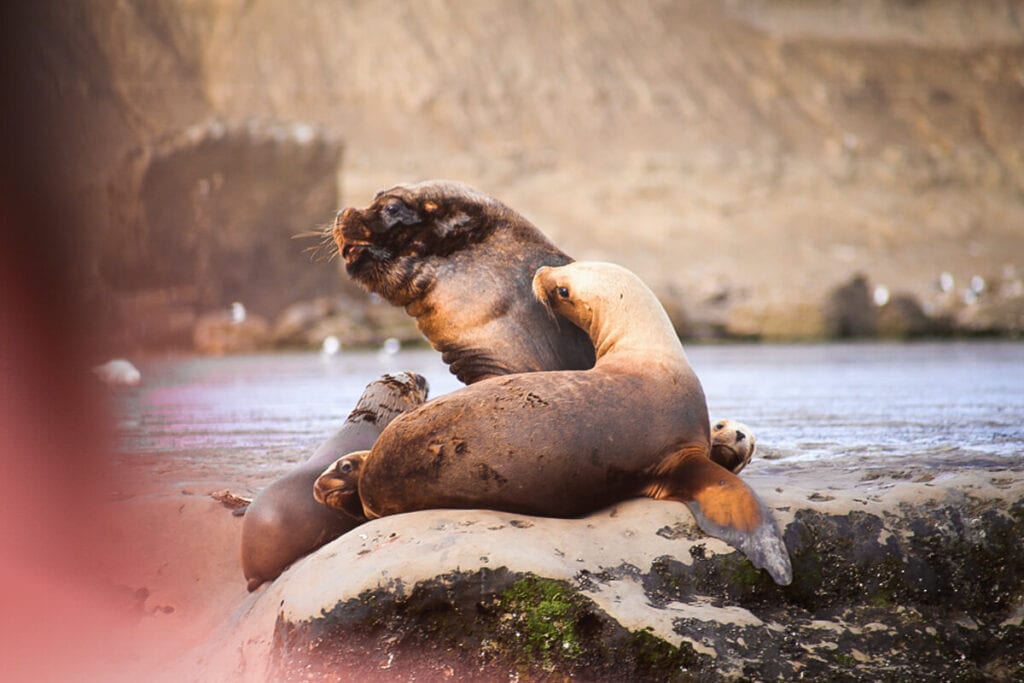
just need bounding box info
[334,207,378,266]
[333,207,356,238]
[532,265,564,298]
[532,266,558,315]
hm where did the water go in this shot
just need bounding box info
[690,341,1024,466]
[113,342,1024,472]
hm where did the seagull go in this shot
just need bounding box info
[231,302,246,324]
[321,335,341,356]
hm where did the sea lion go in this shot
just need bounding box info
[332,180,595,384]
[710,419,756,474]
[240,372,428,591]
[315,262,792,585]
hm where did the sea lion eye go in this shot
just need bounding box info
[380,199,419,228]
[557,286,570,299]
[339,461,353,474]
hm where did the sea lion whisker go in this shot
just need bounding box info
[536,293,557,323]
[294,224,342,263]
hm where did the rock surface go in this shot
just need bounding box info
[184,471,1024,681]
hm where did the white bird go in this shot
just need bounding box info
[321,335,341,356]
[873,285,890,307]
[938,272,955,293]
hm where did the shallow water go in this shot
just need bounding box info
[113,341,1024,472]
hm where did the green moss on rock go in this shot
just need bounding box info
[497,576,587,665]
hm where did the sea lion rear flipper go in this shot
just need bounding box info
[648,449,792,586]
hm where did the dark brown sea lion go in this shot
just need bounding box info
[240,372,428,591]
[710,419,756,474]
[314,262,792,585]
[333,180,595,384]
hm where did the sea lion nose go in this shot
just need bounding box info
[532,266,555,307]
[335,207,356,226]
[334,208,357,242]
[735,431,746,441]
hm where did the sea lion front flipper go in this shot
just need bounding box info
[646,448,792,586]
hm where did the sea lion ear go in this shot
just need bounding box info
[423,200,439,213]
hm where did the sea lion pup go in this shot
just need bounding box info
[240,372,428,592]
[710,419,756,474]
[315,262,792,586]
[333,180,595,384]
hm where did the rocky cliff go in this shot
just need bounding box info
[5,0,1024,350]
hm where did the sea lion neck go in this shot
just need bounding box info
[590,300,684,362]
[531,261,686,365]
[406,225,594,385]
[340,182,595,383]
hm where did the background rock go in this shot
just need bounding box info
[98,121,343,352]
[271,296,422,350]
[7,0,1024,351]
[824,274,878,338]
[877,293,941,338]
[193,309,272,355]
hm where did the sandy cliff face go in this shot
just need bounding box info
[9,0,1024,348]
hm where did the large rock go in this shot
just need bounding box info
[193,309,272,355]
[725,300,828,341]
[272,295,423,350]
[877,292,945,338]
[197,473,1024,680]
[99,120,343,351]
[824,274,878,338]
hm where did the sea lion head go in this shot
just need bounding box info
[348,371,429,426]
[313,451,368,520]
[532,261,627,329]
[333,180,513,305]
[532,261,679,357]
[710,419,756,475]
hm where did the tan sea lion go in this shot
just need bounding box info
[315,262,792,585]
[332,180,595,384]
[240,372,428,591]
[710,419,756,474]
